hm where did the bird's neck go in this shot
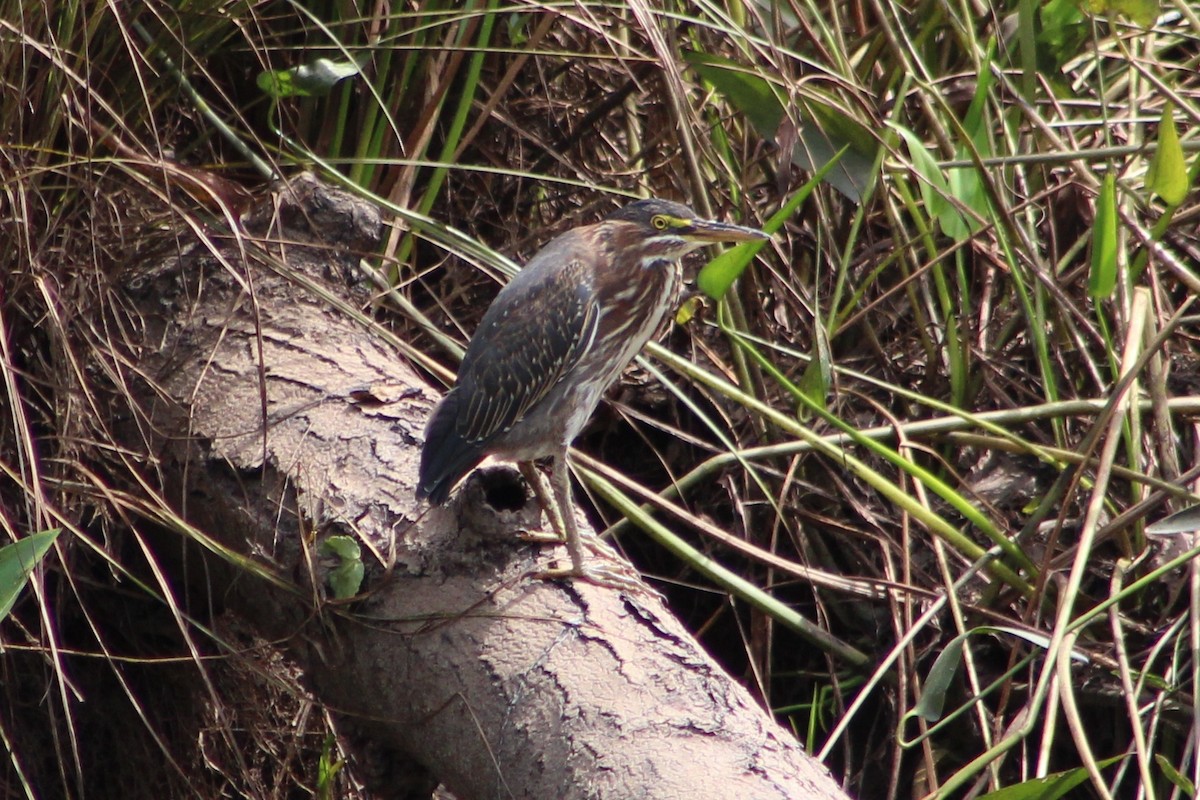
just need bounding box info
[640,256,671,271]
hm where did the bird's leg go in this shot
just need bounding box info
[551,455,587,573]
[516,461,567,543]
[535,456,645,592]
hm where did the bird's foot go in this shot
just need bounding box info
[515,528,566,544]
[535,561,652,595]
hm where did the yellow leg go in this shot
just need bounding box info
[517,462,565,542]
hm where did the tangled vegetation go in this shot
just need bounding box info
[3,0,1199,797]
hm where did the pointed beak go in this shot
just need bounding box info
[684,217,771,244]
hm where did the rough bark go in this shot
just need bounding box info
[118,174,851,800]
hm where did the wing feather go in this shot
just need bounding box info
[456,255,598,445]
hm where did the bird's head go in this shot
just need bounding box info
[604,198,769,266]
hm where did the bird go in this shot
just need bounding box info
[417,198,769,586]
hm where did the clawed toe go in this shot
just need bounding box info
[516,528,566,544]
[535,562,649,594]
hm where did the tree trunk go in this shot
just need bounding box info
[118,174,851,800]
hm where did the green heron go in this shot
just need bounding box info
[417,198,769,585]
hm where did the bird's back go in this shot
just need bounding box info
[417,209,686,504]
[416,227,601,503]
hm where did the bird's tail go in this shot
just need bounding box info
[416,390,485,505]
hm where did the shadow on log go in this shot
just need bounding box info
[119,174,852,800]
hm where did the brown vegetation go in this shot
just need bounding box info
[3,1,1200,798]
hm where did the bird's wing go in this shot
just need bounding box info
[456,256,599,444]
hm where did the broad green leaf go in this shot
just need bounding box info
[790,100,876,202]
[0,529,60,622]
[684,52,874,201]
[1085,0,1159,26]
[258,57,362,99]
[1036,0,1089,74]
[319,535,364,599]
[683,51,784,135]
[804,100,879,164]
[696,150,844,300]
[1090,172,1118,299]
[694,241,766,304]
[1146,103,1189,207]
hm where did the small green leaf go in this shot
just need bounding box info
[696,150,844,301]
[0,529,60,622]
[796,352,825,417]
[1090,172,1118,299]
[257,57,362,99]
[1146,103,1189,207]
[891,123,969,240]
[674,295,703,325]
[907,625,1089,724]
[792,322,833,415]
[319,535,364,600]
[1156,753,1196,797]
[911,634,966,722]
[506,13,530,46]
[317,732,346,796]
[977,757,1123,800]
[258,69,304,98]
[694,242,763,303]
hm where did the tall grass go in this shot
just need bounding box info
[2,0,1199,797]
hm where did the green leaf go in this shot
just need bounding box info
[683,51,784,135]
[1036,0,1089,74]
[684,51,875,201]
[789,101,876,202]
[1084,0,1159,26]
[1156,753,1196,797]
[317,732,345,798]
[257,57,362,99]
[945,41,995,235]
[891,123,969,240]
[911,633,966,722]
[1090,172,1118,299]
[696,149,844,300]
[674,295,703,326]
[1147,504,1200,535]
[694,241,764,304]
[977,757,1123,800]
[908,625,1089,723]
[797,326,831,415]
[319,535,364,600]
[1146,103,1189,207]
[0,529,60,622]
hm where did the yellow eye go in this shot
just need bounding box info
[651,215,669,230]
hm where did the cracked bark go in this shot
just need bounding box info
[118,174,851,800]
